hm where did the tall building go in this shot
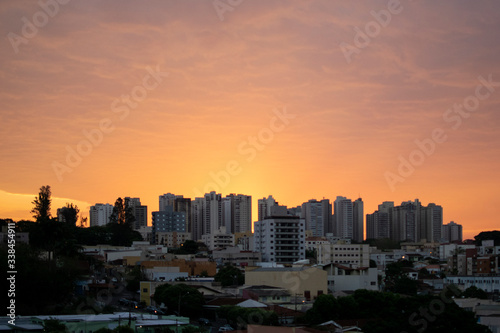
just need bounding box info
[125,197,148,230]
[191,197,204,241]
[89,203,114,227]
[419,203,442,242]
[352,198,364,242]
[391,200,421,242]
[159,193,179,211]
[442,221,463,243]
[222,194,252,233]
[366,201,393,240]
[334,196,353,239]
[254,215,306,264]
[151,206,186,244]
[258,195,278,221]
[301,199,331,237]
[204,191,222,235]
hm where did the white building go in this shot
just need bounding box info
[445,275,500,293]
[310,242,370,267]
[301,199,331,237]
[202,226,234,250]
[89,203,114,227]
[254,216,306,264]
[258,195,278,221]
[322,263,378,292]
[334,196,353,239]
[222,194,252,233]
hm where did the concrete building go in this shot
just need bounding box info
[253,216,306,264]
[151,207,186,244]
[445,275,500,293]
[322,263,378,292]
[204,191,222,236]
[125,197,148,230]
[155,231,192,248]
[202,226,235,250]
[191,197,204,241]
[334,196,353,239]
[352,198,364,242]
[258,195,278,221]
[223,194,252,233]
[159,193,192,234]
[89,203,114,227]
[301,199,331,237]
[366,201,393,240]
[309,242,370,267]
[391,200,421,242]
[245,266,328,300]
[420,203,442,242]
[442,221,463,243]
[235,230,254,251]
[212,246,262,267]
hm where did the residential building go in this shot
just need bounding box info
[125,197,148,230]
[89,203,114,227]
[391,200,421,242]
[301,199,331,237]
[191,197,204,241]
[442,221,463,243]
[155,231,192,248]
[235,230,254,251]
[223,194,252,233]
[202,226,235,250]
[151,207,186,244]
[258,195,278,221]
[366,201,393,240]
[420,203,442,242]
[334,196,353,239]
[352,198,364,242]
[212,246,262,267]
[253,216,306,264]
[245,266,327,300]
[204,191,222,235]
[322,263,378,292]
[310,242,370,267]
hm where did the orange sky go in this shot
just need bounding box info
[1,1,500,240]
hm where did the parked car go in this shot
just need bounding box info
[218,325,234,332]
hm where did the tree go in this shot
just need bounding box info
[109,198,125,224]
[474,231,500,246]
[153,284,205,318]
[43,319,67,333]
[214,264,244,287]
[462,286,488,299]
[31,185,52,222]
[303,294,339,324]
[58,203,80,226]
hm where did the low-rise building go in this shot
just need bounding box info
[212,246,261,267]
[322,263,378,292]
[245,266,327,301]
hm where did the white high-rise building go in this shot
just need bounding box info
[254,216,306,264]
[204,192,222,235]
[366,201,393,240]
[334,196,353,239]
[89,203,114,227]
[420,203,443,242]
[391,200,421,242]
[159,193,181,211]
[442,221,463,243]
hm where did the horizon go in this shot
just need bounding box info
[1,1,500,241]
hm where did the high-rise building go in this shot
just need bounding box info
[125,197,148,230]
[391,200,421,242]
[442,221,463,243]
[420,203,443,242]
[89,203,114,227]
[159,193,180,211]
[352,198,364,242]
[334,196,353,239]
[254,215,306,264]
[191,197,204,241]
[301,199,331,237]
[366,201,393,240]
[151,206,186,244]
[258,195,278,221]
[222,194,252,233]
[204,191,222,235]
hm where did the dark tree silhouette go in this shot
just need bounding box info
[31,185,52,222]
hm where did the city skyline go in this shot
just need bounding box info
[2,1,500,240]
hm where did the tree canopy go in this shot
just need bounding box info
[214,264,244,287]
[31,185,52,222]
[153,284,205,318]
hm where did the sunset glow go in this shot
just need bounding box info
[1,1,500,239]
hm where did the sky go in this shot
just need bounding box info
[1,0,499,240]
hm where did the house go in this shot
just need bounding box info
[322,263,378,292]
[241,285,291,304]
